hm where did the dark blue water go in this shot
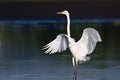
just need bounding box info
[0,21,120,80]
[0,55,120,80]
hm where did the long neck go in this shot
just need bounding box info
[66,13,71,38]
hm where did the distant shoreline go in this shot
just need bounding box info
[0,18,120,24]
[0,1,120,19]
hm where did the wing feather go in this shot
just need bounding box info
[43,34,69,54]
[76,28,102,54]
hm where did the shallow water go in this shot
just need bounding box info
[0,56,120,80]
[0,22,120,80]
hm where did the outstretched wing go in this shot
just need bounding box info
[76,28,102,54]
[43,34,69,54]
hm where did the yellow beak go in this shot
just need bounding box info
[57,11,64,14]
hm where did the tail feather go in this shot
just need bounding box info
[85,56,91,61]
[79,56,91,64]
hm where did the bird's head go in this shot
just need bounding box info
[57,10,69,16]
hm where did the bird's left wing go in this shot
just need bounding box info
[76,28,102,55]
[43,34,69,54]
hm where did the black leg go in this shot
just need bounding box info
[73,57,77,80]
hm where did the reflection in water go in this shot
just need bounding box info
[0,22,120,80]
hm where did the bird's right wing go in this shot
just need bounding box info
[43,34,69,54]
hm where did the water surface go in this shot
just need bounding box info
[0,22,120,80]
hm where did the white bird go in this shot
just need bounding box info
[43,10,102,80]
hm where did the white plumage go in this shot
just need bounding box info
[43,28,101,62]
[43,10,102,80]
[43,34,69,54]
[76,28,102,55]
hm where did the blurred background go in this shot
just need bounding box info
[0,0,120,80]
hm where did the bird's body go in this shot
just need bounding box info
[43,10,102,80]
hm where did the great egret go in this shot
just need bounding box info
[43,10,102,80]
